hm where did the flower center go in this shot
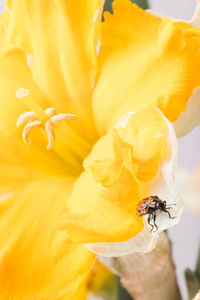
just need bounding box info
[17,107,78,150]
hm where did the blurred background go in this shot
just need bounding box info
[148,1,200,300]
[0,0,199,299]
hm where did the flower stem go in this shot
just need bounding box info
[195,245,200,279]
[116,276,133,300]
[101,233,181,300]
[185,245,200,300]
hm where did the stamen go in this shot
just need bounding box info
[49,113,78,124]
[16,111,37,127]
[45,113,78,150]
[17,108,78,149]
[16,88,30,99]
[45,120,54,150]
[22,120,42,145]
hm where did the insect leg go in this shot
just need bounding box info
[166,204,176,209]
[163,209,176,219]
[153,212,158,232]
[147,213,154,232]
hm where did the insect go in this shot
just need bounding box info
[136,195,176,232]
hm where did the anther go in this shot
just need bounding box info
[22,120,42,145]
[45,113,78,150]
[17,107,78,149]
[16,111,37,127]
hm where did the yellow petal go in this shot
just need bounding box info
[93,0,200,134]
[0,13,47,136]
[172,87,200,137]
[59,109,170,244]
[0,12,14,55]
[0,14,75,184]
[0,177,95,299]
[147,0,200,147]
[7,0,104,129]
[0,12,93,176]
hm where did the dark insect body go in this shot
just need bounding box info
[136,195,176,232]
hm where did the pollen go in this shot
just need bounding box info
[17,108,78,149]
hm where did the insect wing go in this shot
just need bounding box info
[136,200,149,216]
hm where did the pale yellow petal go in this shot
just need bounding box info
[59,109,177,247]
[176,167,200,217]
[59,169,143,243]
[85,110,182,257]
[0,12,93,176]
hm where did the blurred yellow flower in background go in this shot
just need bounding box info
[177,164,200,217]
[70,261,113,300]
[1,0,200,298]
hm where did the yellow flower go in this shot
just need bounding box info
[0,0,103,298]
[1,0,200,298]
[140,1,200,137]
[93,0,200,136]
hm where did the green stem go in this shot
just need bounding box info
[129,0,149,9]
[195,245,200,279]
[185,245,200,300]
[116,276,133,300]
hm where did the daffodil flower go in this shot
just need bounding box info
[1,0,200,298]
[0,0,103,298]
[69,261,112,300]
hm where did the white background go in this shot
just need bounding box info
[0,0,200,299]
[148,1,200,300]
